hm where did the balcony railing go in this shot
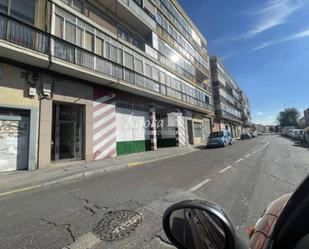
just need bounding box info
[217,110,242,122]
[0,13,213,113]
[0,14,49,54]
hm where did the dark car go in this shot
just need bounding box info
[241,133,251,140]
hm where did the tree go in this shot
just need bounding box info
[277,108,300,127]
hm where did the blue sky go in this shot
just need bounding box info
[178,0,309,125]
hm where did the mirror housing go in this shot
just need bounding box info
[163,200,245,249]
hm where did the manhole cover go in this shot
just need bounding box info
[93,210,142,241]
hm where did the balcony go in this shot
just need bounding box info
[0,13,213,114]
[217,110,242,123]
[104,0,156,35]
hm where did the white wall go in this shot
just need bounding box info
[116,108,150,142]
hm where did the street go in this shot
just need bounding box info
[0,135,308,249]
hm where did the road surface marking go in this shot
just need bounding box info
[62,232,101,249]
[235,158,244,163]
[244,154,251,158]
[219,166,232,174]
[190,178,211,192]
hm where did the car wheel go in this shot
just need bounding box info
[229,140,232,145]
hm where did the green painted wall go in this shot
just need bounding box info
[117,140,151,155]
[157,138,177,148]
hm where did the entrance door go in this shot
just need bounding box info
[187,120,194,145]
[52,103,84,161]
[0,116,29,172]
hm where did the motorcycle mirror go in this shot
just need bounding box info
[163,200,238,249]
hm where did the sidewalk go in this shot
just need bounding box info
[0,146,199,197]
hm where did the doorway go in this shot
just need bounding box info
[51,103,84,161]
[187,120,194,145]
[0,108,30,172]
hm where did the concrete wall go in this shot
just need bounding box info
[0,63,40,170]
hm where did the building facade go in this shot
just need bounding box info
[210,57,245,138]
[0,0,214,171]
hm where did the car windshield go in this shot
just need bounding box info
[209,132,224,138]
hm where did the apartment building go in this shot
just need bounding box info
[240,91,252,127]
[0,0,214,171]
[210,57,245,138]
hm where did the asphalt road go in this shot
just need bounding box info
[0,135,308,249]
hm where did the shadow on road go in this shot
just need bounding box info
[280,135,309,150]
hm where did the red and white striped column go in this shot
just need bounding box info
[149,107,157,151]
[93,89,117,160]
[176,113,186,146]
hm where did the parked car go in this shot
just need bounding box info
[298,130,305,142]
[241,133,251,140]
[257,132,262,135]
[207,130,232,147]
[249,131,258,138]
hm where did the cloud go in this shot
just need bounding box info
[250,28,309,51]
[256,111,264,115]
[221,51,236,61]
[216,0,305,43]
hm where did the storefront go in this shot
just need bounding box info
[51,102,85,161]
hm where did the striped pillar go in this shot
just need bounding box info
[149,108,157,151]
[176,114,186,146]
[93,89,117,160]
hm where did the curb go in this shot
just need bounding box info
[0,149,196,198]
[0,163,128,198]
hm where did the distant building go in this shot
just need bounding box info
[210,57,251,138]
[304,109,309,125]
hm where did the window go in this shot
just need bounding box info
[72,0,83,12]
[133,0,142,7]
[85,31,94,51]
[106,42,122,64]
[152,68,159,81]
[65,21,76,44]
[134,58,143,74]
[76,27,83,47]
[0,0,7,13]
[10,0,35,24]
[95,37,104,56]
[55,15,64,38]
[194,122,203,137]
[145,64,152,78]
[124,52,134,69]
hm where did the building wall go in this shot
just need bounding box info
[38,76,93,168]
[116,107,151,155]
[0,63,39,171]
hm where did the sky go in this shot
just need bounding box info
[178,0,309,125]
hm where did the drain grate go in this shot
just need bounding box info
[93,210,142,241]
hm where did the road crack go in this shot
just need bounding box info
[41,218,76,243]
